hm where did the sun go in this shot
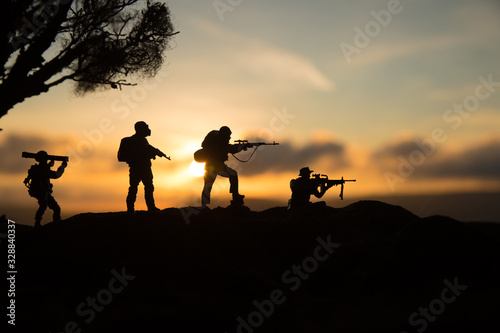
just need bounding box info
[189,161,206,177]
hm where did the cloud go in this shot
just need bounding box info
[0,133,57,174]
[234,45,335,91]
[191,19,335,92]
[372,136,500,180]
[372,136,441,161]
[345,35,464,68]
[450,2,500,43]
[339,1,500,68]
[230,140,349,176]
[0,132,117,175]
[420,139,500,179]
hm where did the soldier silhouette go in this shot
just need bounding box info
[288,167,327,213]
[118,121,168,213]
[23,151,67,228]
[200,126,245,208]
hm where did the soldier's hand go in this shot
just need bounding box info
[61,161,68,168]
[154,149,165,158]
[236,143,247,152]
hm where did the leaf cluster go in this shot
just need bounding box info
[0,0,177,118]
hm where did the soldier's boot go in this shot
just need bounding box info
[201,181,213,209]
[34,206,45,228]
[145,191,160,212]
[126,188,137,213]
[52,202,61,223]
[126,203,135,213]
[230,193,245,207]
[201,192,210,209]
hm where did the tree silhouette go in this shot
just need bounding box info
[0,0,177,119]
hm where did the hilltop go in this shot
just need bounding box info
[7,201,500,333]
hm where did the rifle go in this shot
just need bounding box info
[234,140,279,149]
[22,152,69,162]
[155,148,171,160]
[312,174,356,200]
[231,140,279,163]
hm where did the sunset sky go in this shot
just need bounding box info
[1,0,500,224]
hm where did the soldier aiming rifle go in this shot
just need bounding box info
[289,167,356,212]
[22,151,68,228]
[194,126,279,208]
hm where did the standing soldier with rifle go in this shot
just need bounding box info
[22,151,68,228]
[118,121,170,213]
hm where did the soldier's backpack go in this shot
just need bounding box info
[201,130,219,149]
[117,137,133,163]
[193,148,207,163]
[193,130,219,163]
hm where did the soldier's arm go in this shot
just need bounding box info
[148,145,167,159]
[23,168,32,186]
[228,144,245,154]
[155,147,167,158]
[51,161,67,179]
[311,180,327,199]
[314,187,327,199]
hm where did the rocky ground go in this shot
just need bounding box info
[4,200,500,333]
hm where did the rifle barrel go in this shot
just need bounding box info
[234,140,279,146]
[326,179,356,183]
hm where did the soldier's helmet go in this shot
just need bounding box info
[219,126,232,136]
[299,167,313,177]
[35,150,48,162]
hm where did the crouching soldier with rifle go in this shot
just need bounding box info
[288,167,355,214]
[22,151,68,228]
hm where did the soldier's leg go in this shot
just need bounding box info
[143,168,158,211]
[226,166,239,194]
[219,166,244,205]
[35,196,48,227]
[202,171,217,207]
[127,167,141,212]
[47,195,61,222]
